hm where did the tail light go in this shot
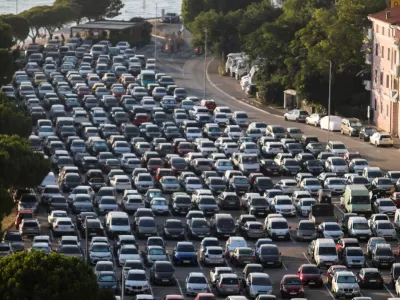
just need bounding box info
[54,225,58,228]
[218,284,222,289]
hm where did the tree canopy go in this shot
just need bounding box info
[185,0,388,115]
[0,134,50,189]
[0,251,115,300]
[0,14,29,45]
[0,94,32,138]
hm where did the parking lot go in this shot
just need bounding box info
[4,34,400,300]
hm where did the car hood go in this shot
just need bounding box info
[188,283,208,289]
[336,282,359,289]
[91,251,111,257]
[259,254,280,261]
[165,227,184,234]
[175,251,196,258]
[156,271,174,279]
[192,227,210,234]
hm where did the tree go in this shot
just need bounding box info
[0,134,50,189]
[0,94,32,138]
[0,49,15,86]
[0,251,115,300]
[40,5,78,38]
[0,21,13,49]
[181,0,205,27]
[20,6,48,43]
[0,14,29,45]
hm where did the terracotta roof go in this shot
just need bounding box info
[368,6,400,24]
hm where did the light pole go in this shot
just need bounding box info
[154,3,157,66]
[85,218,89,262]
[204,28,208,99]
[327,60,332,142]
[121,269,125,300]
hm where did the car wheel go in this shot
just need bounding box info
[284,116,288,121]
[340,130,344,135]
[376,141,379,147]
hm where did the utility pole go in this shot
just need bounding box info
[327,60,332,142]
[204,28,208,99]
[154,3,157,66]
[85,218,89,262]
[121,269,125,300]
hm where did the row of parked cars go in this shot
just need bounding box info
[4,39,400,300]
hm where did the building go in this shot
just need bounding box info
[270,0,285,8]
[368,7,400,135]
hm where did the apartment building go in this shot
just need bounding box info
[368,7,400,135]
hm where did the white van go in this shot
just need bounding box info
[104,211,131,237]
[225,53,242,74]
[347,216,371,240]
[313,238,338,268]
[265,217,290,241]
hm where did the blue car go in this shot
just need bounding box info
[172,241,197,266]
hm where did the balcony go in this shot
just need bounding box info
[363,80,371,91]
[365,54,372,65]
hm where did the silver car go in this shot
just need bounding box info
[215,273,241,296]
[89,242,112,264]
[245,273,273,298]
[136,217,157,239]
[200,246,225,266]
[185,272,210,296]
[97,196,119,215]
[145,245,168,266]
[324,177,346,194]
[343,247,365,268]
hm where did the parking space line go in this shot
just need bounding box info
[198,259,203,270]
[282,261,287,270]
[290,236,296,244]
[302,253,335,300]
[334,203,345,215]
[176,278,184,296]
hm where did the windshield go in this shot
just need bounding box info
[271,221,288,229]
[188,276,207,284]
[121,247,138,254]
[149,248,165,255]
[98,274,117,282]
[192,220,209,228]
[111,218,129,226]
[140,219,156,227]
[325,224,340,231]
[347,249,363,256]
[337,275,356,283]
[353,223,369,229]
[299,222,315,230]
[92,245,109,252]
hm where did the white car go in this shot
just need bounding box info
[215,106,233,119]
[97,196,119,214]
[371,220,396,239]
[134,173,154,192]
[325,157,349,175]
[331,271,360,298]
[305,113,325,126]
[38,126,54,139]
[318,222,343,241]
[295,198,316,216]
[240,75,250,90]
[67,185,95,202]
[373,198,397,216]
[197,140,218,156]
[239,142,259,155]
[274,179,298,195]
[248,122,267,134]
[52,217,75,236]
[150,198,169,215]
[214,159,233,174]
[324,177,346,194]
[213,113,229,126]
[183,177,203,193]
[299,178,322,196]
[221,142,239,156]
[225,236,247,256]
[224,125,243,140]
[370,132,394,147]
[89,242,113,264]
[185,127,203,141]
[124,269,150,294]
[326,141,348,156]
[367,214,389,229]
[47,210,68,227]
[141,98,156,111]
[118,244,141,266]
[109,175,132,192]
[185,272,210,296]
[30,242,52,253]
[271,196,296,216]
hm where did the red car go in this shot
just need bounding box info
[134,113,149,126]
[147,158,164,174]
[325,265,347,284]
[297,264,323,287]
[111,86,126,98]
[280,274,305,298]
[155,168,174,182]
[177,142,195,155]
[77,86,90,99]
[164,295,184,300]
[194,293,215,300]
[201,99,216,112]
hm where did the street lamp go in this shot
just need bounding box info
[327,60,332,142]
[154,3,157,68]
[204,28,208,99]
[85,218,89,262]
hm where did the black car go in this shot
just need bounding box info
[150,261,176,285]
[355,268,384,289]
[303,160,324,175]
[80,218,105,238]
[252,177,274,193]
[170,193,192,215]
[372,244,395,268]
[256,244,282,267]
[359,126,378,142]
[260,159,280,176]
[163,219,185,240]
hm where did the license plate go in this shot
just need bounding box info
[226,288,234,292]
[267,262,274,265]
[309,282,315,285]
[183,260,190,263]
[244,261,251,264]
[370,280,376,282]
[89,233,97,236]
[345,293,351,296]
[162,279,169,282]
[172,235,178,237]
[278,236,285,239]
[290,292,297,295]
[382,263,388,265]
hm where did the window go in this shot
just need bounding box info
[376,44,379,56]
[374,98,377,111]
[394,78,399,90]
[380,72,384,85]
[395,50,397,64]
[382,27,385,36]
[387,74,390,88]
[387,104,389,116]
[375,70,378,83]
[388,48,391,61]
[380,101,383,114]
[376,24,379,33]
[382,46,385,58]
